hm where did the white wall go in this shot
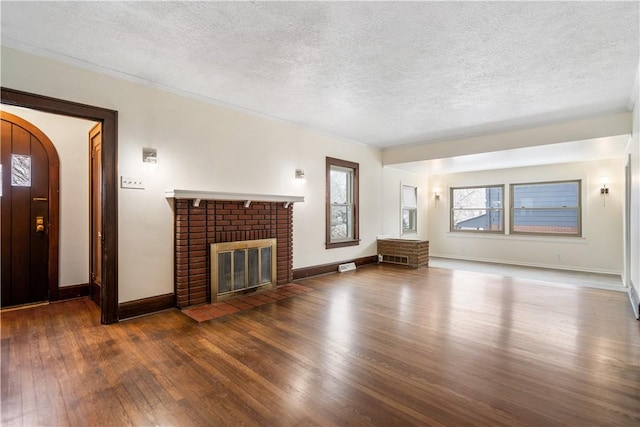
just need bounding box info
[380,166,428,239]
[1,47,387,303]
[2,46,633,304]
[428,159,625,274]
[1,104,94,286]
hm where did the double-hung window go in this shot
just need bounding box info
[326,157,359,248]
[401,184,417,235]
[510,180,581,236]
[450,185,504,233]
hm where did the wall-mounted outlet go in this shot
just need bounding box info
[121,176,144,189]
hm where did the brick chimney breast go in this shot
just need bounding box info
[174,199,293,308]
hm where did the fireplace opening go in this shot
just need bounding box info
[211,238,277,302]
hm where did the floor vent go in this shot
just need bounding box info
[338,262,356,273]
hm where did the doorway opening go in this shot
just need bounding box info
[1,88,118,324]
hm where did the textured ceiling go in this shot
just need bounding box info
[1,1,638,149]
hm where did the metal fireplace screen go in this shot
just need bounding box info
[210,238,276,301]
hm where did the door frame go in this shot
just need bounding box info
[625,153,632,288]
[1,111,60,303]
[89,123,102,306]
[1,87,119,324]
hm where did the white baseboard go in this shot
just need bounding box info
[429,253,622,276]
[628,282,640,320]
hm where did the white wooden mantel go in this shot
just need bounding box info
[165,189,305,208]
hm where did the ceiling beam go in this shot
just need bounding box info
[382,111,632,166]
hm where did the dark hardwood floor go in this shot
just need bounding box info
[2,264,639,426]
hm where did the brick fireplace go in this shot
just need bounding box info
[168,190,303,309]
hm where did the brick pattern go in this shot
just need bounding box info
[377,239,429,269]
[174,199,294,308]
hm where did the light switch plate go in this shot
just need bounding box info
[120,176,144,189]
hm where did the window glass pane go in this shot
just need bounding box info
[402,208,417,233]
[452,209,503,231]
[512,209,579,234]
[11,154,31,187]
[511,180,581,235]
[331,205,352,240]
[330,168,350,204]
[260,247,271,284]
[513,182,579,208]
[217,252,232,293]
[452,186,502,209]
[233,250,246,290]
[402,185,417,207]
[451,186,503,232]
[247,248,259,288]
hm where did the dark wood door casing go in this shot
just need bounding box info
[1,87,119,324]
[89,123,103,306]
[1,111,59,306]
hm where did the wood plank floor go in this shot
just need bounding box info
[2,264,639,426]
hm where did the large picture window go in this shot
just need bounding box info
[510,180,581,236]
[326,157,359,249]
[450,185,504,233]
[401,184,417,235]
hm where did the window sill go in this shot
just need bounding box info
[445,231,587,243]
[326,240,360,249]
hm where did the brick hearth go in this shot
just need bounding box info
[173,199,293,308]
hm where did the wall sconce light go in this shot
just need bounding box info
[142,148,157,164]
[295,169,306,180]
[434,187,441,201]
[600,177,609,207]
